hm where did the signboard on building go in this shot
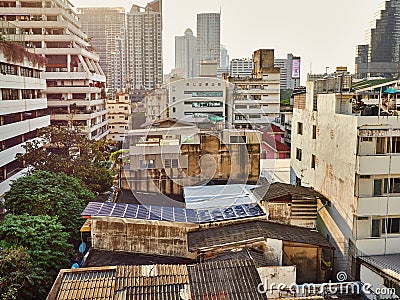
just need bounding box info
[292,58,301,78]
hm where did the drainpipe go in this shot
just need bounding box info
[314,199,330,229]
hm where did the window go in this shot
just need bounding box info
[171,159,179,168]
[230,136,247,144]
[374,178,400,195]
[312,125,317,139]
[164,159,171,168]
[372,219,381,237]
[296,148,302,161]
[311,154,316,169]
[383,218,400,234]
[387,137,400,153]
[172,107,176,113]
[297,122,303,135]
[362,137,373,142]
[376,137,386,154]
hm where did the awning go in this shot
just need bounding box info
[80,218,91,232]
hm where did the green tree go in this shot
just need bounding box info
[0,214,72,299]
[0,247,36,300]
[17,126,113,193]
[4,171,95,241]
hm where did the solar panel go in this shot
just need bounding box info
[81,202,266,224]
[174,207,186,223]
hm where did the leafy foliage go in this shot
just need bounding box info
[17,126,113,193]
[0,247,35,300]
[0,41,46,67]
[0,215,72,299]
[4,171,95,241]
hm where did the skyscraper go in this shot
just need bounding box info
[355,0,400,78]
[79,7,127,97]
[127,0,163,90]
[175,28,197,78]
[196,13,221,71]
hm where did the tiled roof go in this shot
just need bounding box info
[252,182,326,202]
[188,220,334,251]
[48,265,190,300]
[360,254,400,282]
[205,248,269,268]
[187,259,267,300]
[83,249,194,268]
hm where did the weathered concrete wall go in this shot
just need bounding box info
[268,203,291,225]
[257,265,296,298]
[283,242,320,284]
[91,217,197,259]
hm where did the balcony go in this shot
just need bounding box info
[357,196,400,216]
[51,109,107,121]
[46,86,101,94]
[0,73,46,89]
[0,98,47,115]
[356,236,400,255]
[0,115,50,142]
[357,155,400,175]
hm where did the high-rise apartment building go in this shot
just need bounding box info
[230,58,253,78]
[196,13,220,71]
[274,54,301,90]
[291,75,400,276]
[217,45,229,77]
[79,7,127,97]
[227,49,281,129]
[0,0,109,140]
[356,0,400,78]
[175,28,197,78]
[127,0,163,90]
[0,40,50,202]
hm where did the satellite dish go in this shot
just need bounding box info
[71,263,79,269]
[78,243,86,253]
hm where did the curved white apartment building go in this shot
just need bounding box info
[0,42,49,203]
[0,0,108,140]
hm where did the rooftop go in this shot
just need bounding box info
[188,220,334,252]
[83,249,194,268]
[48,264,189,300]
[252,182,326,202]
[360,254,400,282]
[187,259,267,300]
[82,201,266,224]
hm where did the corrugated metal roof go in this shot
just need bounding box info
[188,220,334,251]
[187,259,267,300]
[50,267,117,300]
[184,184,259,209]
[360,254,400,282]
[48,265,190,300]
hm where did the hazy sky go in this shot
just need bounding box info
[73,0,384,84]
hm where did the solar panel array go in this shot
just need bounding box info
[82,202,266,224]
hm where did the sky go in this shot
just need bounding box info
[72,0,384,84]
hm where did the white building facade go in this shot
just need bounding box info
[145,87,168,123]
[0,0,109,140]
[291,76,400,275]
[169,77,234,124]
[0,43,49,202]
[230,58,253,78]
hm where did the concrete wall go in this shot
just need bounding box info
[360,264,397,300]
[257,265,296,299]
[90,217,197,259]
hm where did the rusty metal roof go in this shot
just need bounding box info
[47,265,190,300]
[187,259,267,300]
